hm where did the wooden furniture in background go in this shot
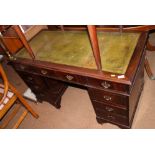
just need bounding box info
[0,63,39,128]
[12,25,35,60]
[0,26,23,55]
[145,32,155,80]
[20,25,48,41]
[120,25,155,80]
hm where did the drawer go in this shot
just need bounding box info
[30,84,47,93]
[45,78,68,94]
[54,71,86,85]
[13,63,86,85]
[88,88,128,108]
[18,72,47,92]
[92,101,128,116]
[87,77,129,93]
[13,63,30,72]
[95,109,128,126]
[13,63,55,77]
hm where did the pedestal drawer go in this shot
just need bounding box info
[87,77,129,93]
[95,109,129,126]
[44,78,67,94]
[18,72,47,93]
[92,101,128,116]
[88,88,128,108]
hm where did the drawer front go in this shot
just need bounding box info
[13,63,29,72]
[54,71,86,85]
[55,71,78,83]
[44,78,67,94]
[13,63,55,77]
[87,77,129,93]
[92,101,128,116]
[88,88,128,108]
[95,109,129,126]
[13,63,87,85]
[18,72,47,93]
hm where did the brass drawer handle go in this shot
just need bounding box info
[28,77,33,80]
[66,75,74,81]
[104,95,112,101]
[41,70,47,75]
[107,115,115,120]
[20,65,25,70]
[101,81,111,89]
[40,93,45,97]
[105,107,114,112]
[34,86,39,89]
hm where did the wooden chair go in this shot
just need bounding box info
[0,63,39,128]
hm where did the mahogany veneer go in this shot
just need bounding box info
[1,25,148,128]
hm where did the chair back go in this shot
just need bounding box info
[0,64,9,105]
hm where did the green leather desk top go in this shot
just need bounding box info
[16,30,140,74]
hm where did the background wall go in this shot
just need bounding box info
[22,25,48,40]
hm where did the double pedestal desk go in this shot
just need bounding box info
[5,29,147,128]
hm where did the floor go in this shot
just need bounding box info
[2,34,155,129]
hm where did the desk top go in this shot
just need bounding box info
[15,30,140,74]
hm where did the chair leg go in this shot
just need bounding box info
[9,83,39,119]
[146,40,155,51]
[0,103,21,129]
[145,57,155,80]
[13,110,28,129]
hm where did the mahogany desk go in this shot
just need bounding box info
[2,27,148,128]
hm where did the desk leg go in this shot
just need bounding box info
[96,117,107,124]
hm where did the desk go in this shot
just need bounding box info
[4,28,148,128]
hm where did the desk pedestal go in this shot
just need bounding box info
[87,55,144,128]
[18,71,68,109]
